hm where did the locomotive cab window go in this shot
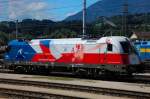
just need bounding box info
[107,44,112,51]
[120,42,129,53]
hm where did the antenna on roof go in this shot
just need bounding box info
[82,0,86,39]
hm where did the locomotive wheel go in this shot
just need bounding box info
[75,68,88,77]
[0,59,4,68]
[14,66,26,74]
[26,66,36,74]
[37,66,50,75]
[126,66,135,76]
[88,69,99,78]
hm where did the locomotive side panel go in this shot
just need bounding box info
[4,36,141,75]
[5,37,133,65]
[5,40,36,61]
[134,41,150,62]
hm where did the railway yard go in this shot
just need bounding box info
[0,53,150,99]
[0,71,149,99]
[0,39,150,99]
[1,0,150,98]
[0,37,150,99]
[0,0,150,98]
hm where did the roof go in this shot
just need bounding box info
[131,32,150,40]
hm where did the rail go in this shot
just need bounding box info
[0,87,83,99]
[0,78,149,99]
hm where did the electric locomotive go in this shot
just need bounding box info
[134,41,150,62]
[4,36,141,76]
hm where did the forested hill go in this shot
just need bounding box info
[0,12,150,45]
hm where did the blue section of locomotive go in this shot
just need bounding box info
[134,41,150,62]
[40,40,50,48]
[4,40,36,62]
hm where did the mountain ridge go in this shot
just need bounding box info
[65,0,150,23]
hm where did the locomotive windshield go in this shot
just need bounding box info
[120,41,137,54]
[120,42,130,53]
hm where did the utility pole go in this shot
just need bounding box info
[144,12,148,32]
[15,20,18,39]
[122,0,128,36]
[82,0,86,38]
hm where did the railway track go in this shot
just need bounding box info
[0,78,149,99]
[0,68,150,84]
[0,87,82,99]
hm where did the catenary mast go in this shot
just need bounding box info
[82,0,86,38]
[122,0,128,36]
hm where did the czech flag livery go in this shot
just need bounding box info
[5,36,140,66]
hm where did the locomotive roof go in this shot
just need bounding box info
[8,36,128,45]
[97,36,128,43]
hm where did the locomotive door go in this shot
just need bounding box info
[99,43,108,64]
[105,43,113,64]
[104,44,108,64]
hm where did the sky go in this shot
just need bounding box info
[0,0,100,21]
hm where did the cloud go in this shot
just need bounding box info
[26,2,48,11]
[8,0,52,20]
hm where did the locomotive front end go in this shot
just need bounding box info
[119,37,141,74]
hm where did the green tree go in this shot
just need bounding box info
[50,28,77,38]
[0,32,8,45]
